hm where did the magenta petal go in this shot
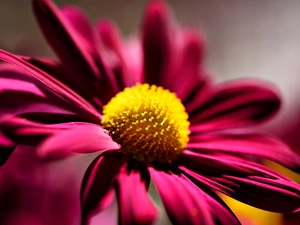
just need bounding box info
[165,30,211,104]
[1,116,96,146]
[188,80,280,130]
[142,0,171,85]
[180,150,287,179]
[180,172,241,225]
[0,50,101,120]
[80,152,125,222]
[0,64,96,123]
[26,57,103,111]
[115,163,157,225]
[213,175,300,213]
[96,20,135,89]
[32,0,100,80]
[60,5,95,53]
[188,132,300,172]
[33,0,120,105]
[38,123,119,160]
[150,168,214,225]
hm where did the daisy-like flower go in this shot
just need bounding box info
[1,0,300,224]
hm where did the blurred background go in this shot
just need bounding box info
[0,0,300,225]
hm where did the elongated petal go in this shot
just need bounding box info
[115,163,157,225]
[38,123,119,160]
[0,116,117,160]
[164,30,211,105]
[180,172,241,225]
[33,0,120,105]
[0,50,101,120]
[150,168,214,225]
[32,0,99,80]
[180,152,300,213]
[80,152,125,223]
[180,150,287,178]
[213,175,300,213]
[96,20,135,89]
[188,80,280,130]
[0,64,95,124]
[26,57,103,111]
[60,5,95,53]
[188,132,300,172]
[142,0,171,85]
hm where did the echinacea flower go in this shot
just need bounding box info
[1,0,300,224]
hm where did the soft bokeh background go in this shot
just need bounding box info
[1,0,300,225]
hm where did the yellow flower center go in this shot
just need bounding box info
[102,83,190,163]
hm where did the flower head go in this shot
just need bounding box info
[1,0,300,224]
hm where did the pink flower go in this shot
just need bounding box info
[0,0,300,224]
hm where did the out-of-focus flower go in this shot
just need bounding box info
[0,145,80,225]
[221,194,282,225]
[1,0,300,224]
[264,100,300,225]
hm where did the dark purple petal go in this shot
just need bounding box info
[142,0,171,85]
[80,151,125,223]
[188,80,281,130]
[213,175,300,213]
[115,163,157,225]
[0,50,101,120]
[150,168,214,225]
[188,132,300,172]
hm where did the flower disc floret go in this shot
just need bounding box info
[102,83,190,163]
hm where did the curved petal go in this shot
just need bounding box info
[96,20,135,89]
[164,30,211,105]
[80,151,125,223]
[0,50,101,120]
[142,0,171,85]
[25,57,103,111]
[188,132,300,172]
[0,64,97,123]
[38,123,119,160]
[32,0,99,80]
[150,168,214,225]
[188,80,281,131]
[33,0,120,105]
[180,172,241,225]
[60,5,95,53]
[179,153,300,213]
[115,162,157,225]
[0,116,117,160]
[213,175,300,213]
[179,150,287,179]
